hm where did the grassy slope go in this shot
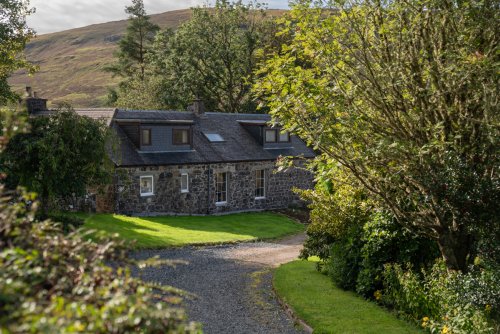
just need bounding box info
[274,260,421,334]
[84,212,303,248]
[9,9,286,108]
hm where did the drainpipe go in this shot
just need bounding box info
[206,163,211,214]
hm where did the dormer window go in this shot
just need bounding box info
[141,128,151,146]
[265,129,290,143]
[279,131,290,142]
[173,128,191,145]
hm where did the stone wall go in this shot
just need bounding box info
[116,160,314,215]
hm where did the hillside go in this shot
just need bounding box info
[9,9,285,108]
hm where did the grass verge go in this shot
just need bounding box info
[82,212,304,248]
[273,260,421,334]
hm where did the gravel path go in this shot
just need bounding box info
[132,233,306,334]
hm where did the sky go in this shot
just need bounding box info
[27,0,290,34]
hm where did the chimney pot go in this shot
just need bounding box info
[33,91,38,98]
[25,86,32,97]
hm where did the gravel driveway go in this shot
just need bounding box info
[132,233,306,334]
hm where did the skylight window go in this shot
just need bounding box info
[204,133,225,142]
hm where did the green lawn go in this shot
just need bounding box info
[83,212,304,248]
[273,260,421,334]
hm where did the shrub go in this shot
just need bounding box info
[0,188,198,333]
[356,213,439,297]
[325,222,364,290]
[382,262,498,334]
[36,212,85,233]
[323,212,438,297]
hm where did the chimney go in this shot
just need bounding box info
[23,86,48,114]
[191,98,205,117]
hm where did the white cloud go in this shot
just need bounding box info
[27,0,289,34]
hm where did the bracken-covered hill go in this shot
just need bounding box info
[9,9,285,108]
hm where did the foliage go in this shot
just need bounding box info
[0,184,198,333]
[0,0,36,104]
[273,260,421,333]
[299,165,371,260]
[255,0,500,271]
[325,222,364,291]
[382,262,499,333]
[106,0,159,80]
[106,0,159,106]
[1,106,115,214]
[83,212,304,248]
[149,0,272,112]
[114,72,165,110]
[37,212,85,234]
[356,213,439,297]
[321,211,438,297]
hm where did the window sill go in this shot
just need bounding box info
[255,197,266,200]
[215,201,227,206]
[181,190,189,193]
[140,193,154,197]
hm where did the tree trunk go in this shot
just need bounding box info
[437,229,473,272]
[40,188,50,218]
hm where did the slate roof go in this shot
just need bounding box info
[113,110,315,167]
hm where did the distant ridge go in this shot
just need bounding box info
[9,9,285,108]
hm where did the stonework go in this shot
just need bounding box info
[115,160,314,215]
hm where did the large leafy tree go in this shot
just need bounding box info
[149,0,271,113]
[0,0,36,104]
[2,107,115,214]
[256,0,499,271]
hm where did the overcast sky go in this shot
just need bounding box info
[27,0,290,34]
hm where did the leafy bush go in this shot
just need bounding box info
[299,174,371,261]
[36,212,85,234]
[382,262,499,334]
[325,222,364,290]
[0,188,198,333]
[322,212,438,297]
[356,213,439,297]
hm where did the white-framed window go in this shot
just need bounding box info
[181,173,189,193]
[215,172,228,204]
[140,175,154,196]
[255,169,265,199]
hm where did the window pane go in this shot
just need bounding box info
[279,132,290,142]
[265,129,276,143]
[216,172,227,203]
[181,174,189,192]
[142,129,151,145]
[173,129,190,145]
[255,170,265,198]
[140,176,153,195]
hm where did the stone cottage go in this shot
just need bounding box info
[26,90,315,215]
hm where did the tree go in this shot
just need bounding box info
[2,106,115,214]
[149,0,271,113]
[0,0,36,104]
[106,0,159,105]
[256,0,499,271]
